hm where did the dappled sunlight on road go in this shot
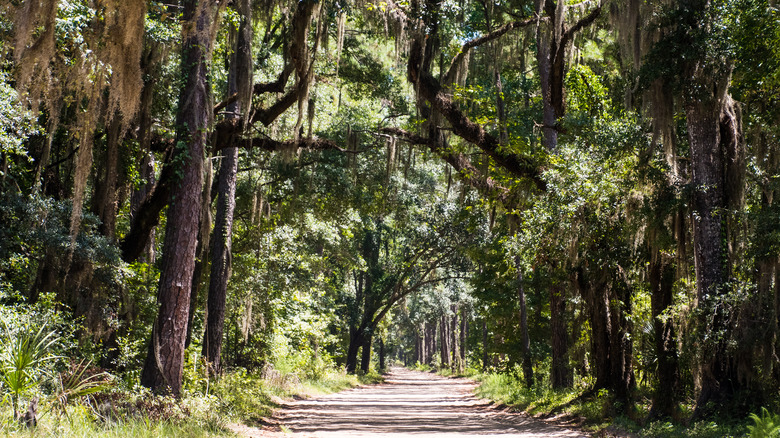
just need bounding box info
[271,367,585,437]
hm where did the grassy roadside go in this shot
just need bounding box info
[432,366,763,438]
[0,368,383,437]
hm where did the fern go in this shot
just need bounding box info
[748,407,780,438]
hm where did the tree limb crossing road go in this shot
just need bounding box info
[255,367,586,437]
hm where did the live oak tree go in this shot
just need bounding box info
[3,0,780,426]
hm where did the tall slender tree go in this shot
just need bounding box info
[203,0,252,375]
[141,0,215,395]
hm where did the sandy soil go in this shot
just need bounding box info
[231,367,587,437]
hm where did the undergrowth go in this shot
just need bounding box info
[453,367,770,438]
[0,365,381,437]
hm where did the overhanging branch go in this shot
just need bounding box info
[408,38,546,190]
[380,127,512,202]
[444,17,539,84]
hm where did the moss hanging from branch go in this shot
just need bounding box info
[103,0,147,128]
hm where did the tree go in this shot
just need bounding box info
[202,0,252,375]
[140,0,215,395]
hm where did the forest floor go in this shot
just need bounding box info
[230,367,587,437]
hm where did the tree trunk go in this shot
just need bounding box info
[649,252,679,419]
[345,328,363,374]
[450,307,462,373]
[202,146,237,373]
[440,314,450,368]
[129,152,156,263]
[426,321,435,365]
[201,0,251,374]
[140,0,213,396]
[415,327,423,364]
[360,332,372,373]
[535,0,562,153]
[379,337,386,371]
[517,265,534,386]
[185,157,212,349]
[460,308,467,363]
[550,281,572,388]
[482,320,489,371]
[686,95,733,415]
[609,279,634,407]
[579,269,611,392]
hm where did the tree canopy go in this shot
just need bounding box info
[2,0,780,432]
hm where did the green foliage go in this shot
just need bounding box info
[0,73,38,179]
[473,369,601,423]
[748,408,780,438]
[636,420,744,438]
[48,359,113,418]
[0,318,60,419]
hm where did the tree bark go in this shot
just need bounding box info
[185,156,212,349]
[517,264,533,386]
[201,147,238,373]
[140,0,213,396]
[687,96,733,414]
[440,314,450,368]
[379,337,386,371]
[460,308,467,363]
[649,252,679,419]
[550,281,572,388]
[360,331,373,373]
[345,328,364,374]
[129,152,157,263]
[426,321,435,365]
[201,0,251,374]
[609,278,634,407]
[450,307,462,373]
[482,320,489,371]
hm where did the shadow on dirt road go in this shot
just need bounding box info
[268,367,586,437]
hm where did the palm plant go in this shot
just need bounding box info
[0,317,60,420]
[48,359,112,420]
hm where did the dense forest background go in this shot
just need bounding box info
[1,0,780,435]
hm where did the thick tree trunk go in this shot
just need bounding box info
[360,332,373,373]
[609,280,634,407]
[687,98,733,413]
[140,0,212,396]
[578,269,612,392]
[649,253,679,419]
[345,329,363,374]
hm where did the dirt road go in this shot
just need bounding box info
[243,367,586,437]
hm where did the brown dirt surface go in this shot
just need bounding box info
[232,367,587,437]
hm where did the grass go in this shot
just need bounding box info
[456,368,755,437]
[0,366,383,437]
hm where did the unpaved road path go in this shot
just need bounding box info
[241,367,587,437]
